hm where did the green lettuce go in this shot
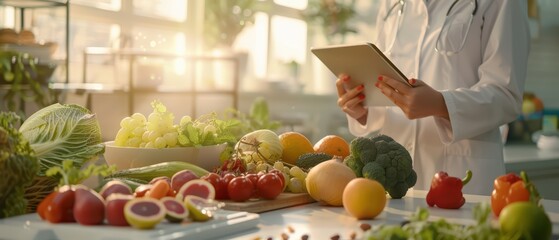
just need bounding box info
[19,103,105,175]
[0,112,39,218]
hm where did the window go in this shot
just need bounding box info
[1,1,321,93]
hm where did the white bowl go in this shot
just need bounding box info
[103,141,227,171]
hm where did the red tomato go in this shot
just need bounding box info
[227,176,254,202]
[37,191,58,220]
[268,169,286,189]
[222,173,236,185]
[245,173,259,186]
[201,173,228,200]
[45,185,76,223]
[257,173,283,200]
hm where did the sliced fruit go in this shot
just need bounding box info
[176,179,216,201]
[99,179,133,199]
[124,198,165,229]
[161,197,189,223]
[183,195,216,222]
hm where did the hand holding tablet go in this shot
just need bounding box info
[311,42,410,106]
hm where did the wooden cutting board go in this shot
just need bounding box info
[222,193,316,213]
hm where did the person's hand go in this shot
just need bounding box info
[336,74,367,124]
[375,75,449,120]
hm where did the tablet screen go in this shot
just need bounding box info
[311,42,409,106]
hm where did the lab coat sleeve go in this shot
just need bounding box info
[434,0,530,143]
[347,107,386,137]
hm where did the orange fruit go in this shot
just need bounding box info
[279,132,315,165]
[313,135,350,158]
[342,178,386,219]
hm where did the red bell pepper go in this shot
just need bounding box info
[490,171,536,217]
[426,170,472,209]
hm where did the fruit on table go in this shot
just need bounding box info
[235,129,283,165]
[499,202,552,240]
[313,135,350,159]
[74,187,106,225]
[491,172,530,217]
[45,185,76,223]
[99,179,133,199]
[184,195,214,222]
[256,172,283,200]
[200,173,229,200]
[171,169,199,193]
[426,170,472,209]
[105,194,134,226]
[124,198,165,229]
[342,178,386,219]
[37,191,57,220]
[227,176,255,202]
[176,179,216,201]
[278,131,315,165]
[306,158,356,206]
[161,196,189,223]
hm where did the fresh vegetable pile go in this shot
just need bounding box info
[0,112,39,218]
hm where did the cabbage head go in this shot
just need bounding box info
[19,103,105,175]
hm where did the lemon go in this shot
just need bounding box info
[279,132,315,165]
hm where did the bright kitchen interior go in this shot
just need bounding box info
[1,0,559,238]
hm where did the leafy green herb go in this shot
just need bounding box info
[46,160,116,187]
[0,112,39,218]
[364,203,503,240]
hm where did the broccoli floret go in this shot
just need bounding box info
[349,137,376,164]
[0,112,39,218]
[387,182,410,199]
[346,134,417,199]
[344,155,364,177]
[362,162,386,187]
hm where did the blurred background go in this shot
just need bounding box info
[0,0,557,145]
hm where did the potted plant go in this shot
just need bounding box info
[203,0,258,50]
[303,0,358,44]
[0,51,54,117]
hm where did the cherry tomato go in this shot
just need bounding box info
[227,176,254,202]
[245,173,259,186]
[222,173,236,185]
[37,191,58,220]
[257,173,283,200]
[45,185,76,223]
[201,173,228,200]
[268,169,286,189]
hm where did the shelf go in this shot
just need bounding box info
[0,0,68,8]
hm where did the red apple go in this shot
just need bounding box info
[99,180,132,199]
[105,194,134,226]
[74,187,105,225]
[171,170,199,192]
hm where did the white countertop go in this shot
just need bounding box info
[228,190,559,240]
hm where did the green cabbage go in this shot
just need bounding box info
[19,103,105,175]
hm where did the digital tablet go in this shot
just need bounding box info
[311,42,410,106]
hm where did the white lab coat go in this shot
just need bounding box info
[347,0,530,195]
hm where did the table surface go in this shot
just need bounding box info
[227,190,559,240]
[1,190,558,239]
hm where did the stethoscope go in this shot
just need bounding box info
[383,0,478,56]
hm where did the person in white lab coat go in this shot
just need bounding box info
[336,0,530,195]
